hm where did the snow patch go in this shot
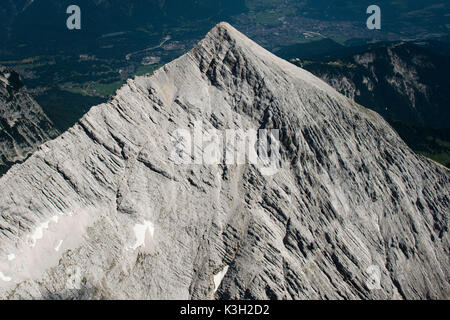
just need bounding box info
[0,209,96,286]
[213,265,229,293]
[27,221,50,247]
[54,240,63,252]
[27,215,62,247]
[130,221,155,250]
[0,271,12,282]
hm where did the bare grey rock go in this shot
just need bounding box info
[298,42,450,130]
[0,23,448,300]
[0,66,59,175]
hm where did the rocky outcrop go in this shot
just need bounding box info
[300,42,450,129]
[0,23,448,300]
[0,66,59,175]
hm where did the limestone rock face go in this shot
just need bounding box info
[0,23,448,300]
[0,66,59,175]
[299,43,450,129]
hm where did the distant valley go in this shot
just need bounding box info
[0,0,449,172]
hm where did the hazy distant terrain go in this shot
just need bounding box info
[0,66,58,175]
[1,1,449,57]
[0,0,449,165]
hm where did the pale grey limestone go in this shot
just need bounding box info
[0,23,448,300]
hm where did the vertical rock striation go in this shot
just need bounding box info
[0,23,448,300]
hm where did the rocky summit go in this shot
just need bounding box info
[0,22,448,299]
[0,66,59,175]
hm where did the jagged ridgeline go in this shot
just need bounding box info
[281,41,450,168]
[0,23,448,299]
[0,66,59,175]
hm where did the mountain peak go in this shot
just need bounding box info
[195,21,257,54]
[187,22,339,100]
[211,21,236,33]
[0,23,448,300]
[200,21,274,58]
[203,21,245,44]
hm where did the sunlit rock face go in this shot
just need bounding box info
[0,23,448,300]
[0,66,59,175]
[299,43,450,130]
